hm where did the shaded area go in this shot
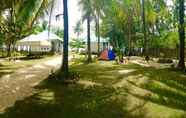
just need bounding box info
[71,62,186,116]
[70,62,139,86]
[0,78,147,118]
[123,66,186,111]
[0,64,17,78]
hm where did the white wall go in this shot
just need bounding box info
[86,42,110,53]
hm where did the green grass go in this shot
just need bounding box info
[0,60,186,118]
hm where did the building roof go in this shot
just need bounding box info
[20,31,63,42]
[82,34,109,42]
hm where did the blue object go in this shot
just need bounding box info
[108,50,115,60]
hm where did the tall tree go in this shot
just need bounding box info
[87,15,92,62]
[92,0,103,54]
[61,0,69,77]
[48,0,55,37]
[79,0,93,63]
[177,0,185,70]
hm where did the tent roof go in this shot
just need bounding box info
[20,31,63,42]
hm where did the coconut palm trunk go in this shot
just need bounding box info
[97,14,100,55]
[177,0,185,70]
[6,43,11,57]
[61,0,69,77]
[142,0,147,56]
[87,15,92,62]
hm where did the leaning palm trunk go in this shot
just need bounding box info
[48,0,55,37]
[61,0,69,77]
[87,15,92,63]
[177,0,185,70]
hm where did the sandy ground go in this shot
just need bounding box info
[0,56,62,112]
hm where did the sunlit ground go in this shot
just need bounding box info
[0,58,186,118]
[0,55,58,78]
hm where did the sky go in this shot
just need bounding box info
[50,0,83,38]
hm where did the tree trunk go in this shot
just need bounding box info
[97,14,100,55]
[6,43,11,57]
[48,0,55,36]
[61,0,69,78]
[142,0,147,56]
[87,16,92,63]
[128,14,132,56]
[177,0,185,70]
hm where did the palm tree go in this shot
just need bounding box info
[79,0,93,63]
[95,14,100,54]
[61,0,69,77]
[177,0,185,70]
[92,0,103,54]
[93,0,111,55]
[87,14,92,62]
[48,0,55,37]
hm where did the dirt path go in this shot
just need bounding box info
[0,56,62,112]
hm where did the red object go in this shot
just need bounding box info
[99,49,109,60]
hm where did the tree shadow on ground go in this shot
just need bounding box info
[70,63,140,86]
[0,65,15,78]
[70,62,186,113]
[0,78,148,118]
[121,64,186,112]
[0,60,43,78]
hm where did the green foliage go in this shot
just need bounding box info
[70,38,85,52]
[0,0,51,56]
[55,30,64,39]
[32,25,45,34]
[52,28,64,39]
[152,32,179,48]
[98,0,179,50]
[78,0,93,20]
[0,33,4,47]
[74,21,83,38]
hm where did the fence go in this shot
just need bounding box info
[131,48,180,59]
[147,48,179,59]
